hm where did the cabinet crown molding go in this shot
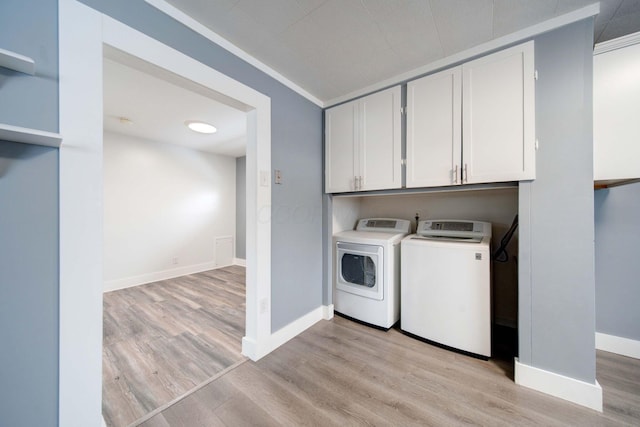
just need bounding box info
[594,31,640,55]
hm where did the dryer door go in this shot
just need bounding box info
[336,242,384,300]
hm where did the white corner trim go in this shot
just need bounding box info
[242,305,332,361]
[143,0,323,107]
[234,258,247,267]
[322,304,334,320]
[594,30,640,55]
[325,2,600,107]
[103,261,219,292]
[514,358,603,412]
[102,416,107,427]
[241,336,258,360]
[596,332,640,359]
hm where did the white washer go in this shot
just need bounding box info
[401,219,492,358]
[334,218,410,329]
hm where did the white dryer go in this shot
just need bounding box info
[334,218,411,329]
[401,220,492,358]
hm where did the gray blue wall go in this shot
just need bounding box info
[595,182,640,340]
[0,1,60,426]
[79,0,324,331]
[0,1,608,424]
[0,144,59,427]
[519,18,596,383]
[236,156,246,260]
[0,0,58,130]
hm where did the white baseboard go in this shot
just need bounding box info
[323,304,334,320]
[242,304,332,361]
[103,260,221,292]
[102,415,107,427]
[233,258,246,267]
[596,332,640,359]
[514,358,602,412]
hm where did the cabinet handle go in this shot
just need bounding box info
[464,164,468,183]
[453,165,458,184]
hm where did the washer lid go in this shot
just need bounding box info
[417,219,492,240]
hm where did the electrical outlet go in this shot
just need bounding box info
[172,257,179,265]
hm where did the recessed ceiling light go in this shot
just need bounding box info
[185,120,217,134]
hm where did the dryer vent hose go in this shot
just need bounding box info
[493,214,518,263]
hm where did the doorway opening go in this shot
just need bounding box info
[58,2,272,424]
[100,48,249,426]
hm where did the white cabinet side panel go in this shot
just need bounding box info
[594,42,640,180]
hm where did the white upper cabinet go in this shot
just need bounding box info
[325,86,401,193]
[360,87,402,191]
[325,101,358,193]
[462,41,536,184]
[407,67,462,188]
[407,41,535,188]
[594,38,640,183]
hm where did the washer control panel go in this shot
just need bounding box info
[417,220,491,240]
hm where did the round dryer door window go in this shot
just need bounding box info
[336,242,384,300]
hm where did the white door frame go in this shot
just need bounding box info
[59,1,271,425]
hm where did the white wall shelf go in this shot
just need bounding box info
[0,123,62,147]
[594,178,640,190]
[0,47,35,75]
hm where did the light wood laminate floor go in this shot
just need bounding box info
[140,315,640,426]
[102,266,246,427]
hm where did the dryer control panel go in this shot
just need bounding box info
[356,218,411,234]
[417,220,491,241]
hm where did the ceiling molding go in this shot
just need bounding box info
[144,0,325,107]
[146,0,600,108]
[594,30,640,55]
[325,2,600,107]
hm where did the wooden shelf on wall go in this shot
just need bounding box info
[0,123,62,148]
[0,47,35,75]
[594,178,640,190]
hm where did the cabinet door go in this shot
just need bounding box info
[407,68,462,188]
[360,86,402,191]
[462,41,535,183]
[325,100,357,193]
[594,42,640,181]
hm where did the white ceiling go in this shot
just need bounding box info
[162,0,640,103]
[103,57,247,157]
[105,0,640,151]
